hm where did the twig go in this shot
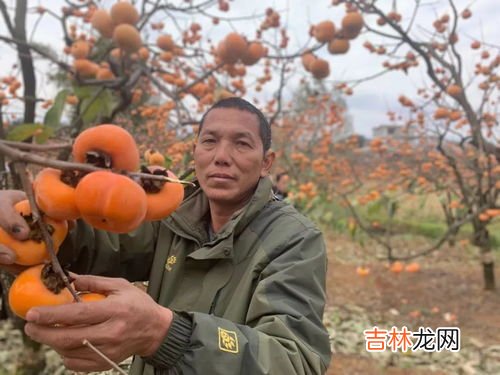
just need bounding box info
[0,140,195,186]
[1,140,72,151]
[13,162,80,302]
[268,61,288,127]
[82,340,128,375]
[179,167,195,180]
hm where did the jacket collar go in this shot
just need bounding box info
[165,176,274,246]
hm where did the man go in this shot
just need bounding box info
[273,172,290,200]
[0,97,331,374]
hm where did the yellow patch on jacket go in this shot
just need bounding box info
[218,327,239,353]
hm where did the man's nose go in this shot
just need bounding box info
[214,143,231,165]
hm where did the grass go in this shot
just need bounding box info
[303,195,500,250]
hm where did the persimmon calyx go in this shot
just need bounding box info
[60,169,86,187]
[41,263,73,295]
[84,150,113,169]
[21,212,56,242]
[140,166,167,193]
[138,167,195,187]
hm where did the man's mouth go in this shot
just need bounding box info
[208,173,235,180]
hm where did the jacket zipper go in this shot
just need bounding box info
[209,289,222,314]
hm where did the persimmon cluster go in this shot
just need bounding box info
[2,124,184,318]
[301,10,364,80]
[35,124,184,233]
[2,199,105,318]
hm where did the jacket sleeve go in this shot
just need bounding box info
[57,219,160,282]
[144,227,332,374]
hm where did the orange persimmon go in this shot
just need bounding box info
[110,1,140,25]
[389,261,404,273]
[78,292,106,302]
[144,149,165,166]
[91,9,114,38]
[33,168,80,221]
[405,262,421,273]
[0,200,68,266]
[356,266,370,277]
[75,171,147,233]
[141,166,184,221]
[8,264,74,319]
[328,38,350,54]
[72,124,140,172]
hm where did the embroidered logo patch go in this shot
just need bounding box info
[218,327,239,353]
[165,255,177,271]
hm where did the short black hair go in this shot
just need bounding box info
[198,97,272,152]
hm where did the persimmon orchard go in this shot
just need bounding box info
[272,1,498,291]
[0,0,500,374]
[0,0,498,370]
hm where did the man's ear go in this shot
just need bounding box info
[260,150,275,177]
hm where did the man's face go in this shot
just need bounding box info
[194,107,274,209]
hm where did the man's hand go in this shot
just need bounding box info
[0,190,29,274]
[24,274,173,372]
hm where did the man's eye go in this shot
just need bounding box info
[237,141,250,147]
[202,139,215,144]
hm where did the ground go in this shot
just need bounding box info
[323,231,500,374]
[1,230,499,374]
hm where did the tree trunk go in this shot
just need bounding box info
[473,222,496,290]
[14,0,37,124]
[0,104,7,189]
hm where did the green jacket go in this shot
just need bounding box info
[59,177,331,374]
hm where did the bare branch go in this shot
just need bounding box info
[13,162,80,302]
[82,340,127,375]
[0,35,71,72]
[0,140,195,186]
[0,0,14,35]
[269,61,289,127]
[1,140,72,151]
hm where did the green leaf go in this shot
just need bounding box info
[43,89,69,128]
[73,85,95,99]
[6,123,44,142]
[34,126,55,144]
[80,89,114,125]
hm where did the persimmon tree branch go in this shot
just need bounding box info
[82,340,127,375]
[0,140,195,186]
[13,162,80,302]
[175,62,224,96]
[1,140,72,151]
[0,35,71,72]
[12,0,36,123]
[338,187,484,261]
[0,0,14,35]
[268,60,289,127]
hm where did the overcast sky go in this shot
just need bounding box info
[0,0,498,137]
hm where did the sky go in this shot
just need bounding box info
[0,0,498,138]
